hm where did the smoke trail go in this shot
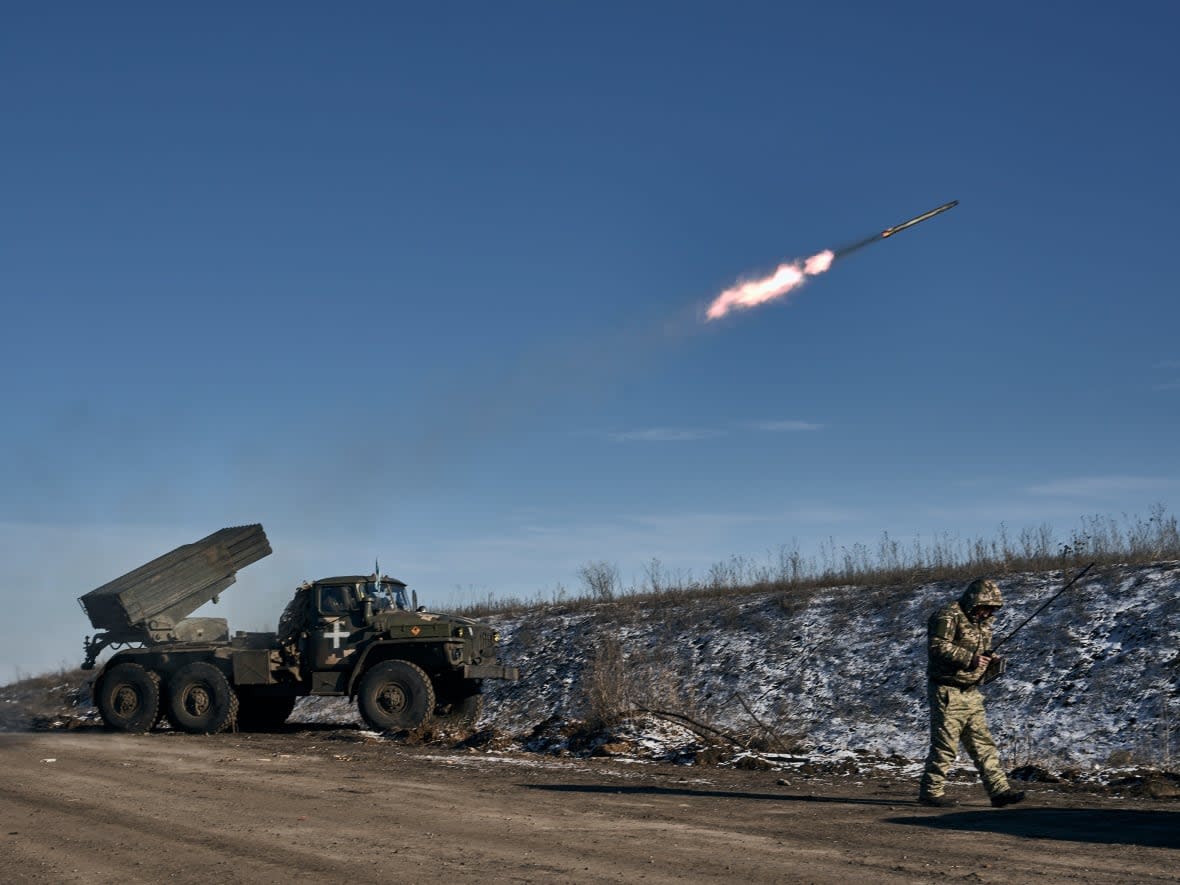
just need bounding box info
[705,249,835,321]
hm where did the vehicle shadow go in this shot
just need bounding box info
[524,783,904,807]
[887,808,1180,849]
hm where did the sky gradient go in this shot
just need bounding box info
[3,2,1178,676]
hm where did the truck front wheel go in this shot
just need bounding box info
[96,662,160,732]
[357,660,435,732]
[166,661,239,734]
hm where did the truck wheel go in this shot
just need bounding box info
[96,663,160,732]
[435,693,484,728]
[357,660,435,732]
[234,693,297,731]
[166,661,239,734]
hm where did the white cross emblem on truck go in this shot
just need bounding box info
[324,619,351,649]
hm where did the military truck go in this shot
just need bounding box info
[79,525,518,735]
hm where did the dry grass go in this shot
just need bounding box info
[456,505,1180,619]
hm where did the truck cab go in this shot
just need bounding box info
[279,574,516,731]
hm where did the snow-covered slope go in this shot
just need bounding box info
[470,561,1179,767]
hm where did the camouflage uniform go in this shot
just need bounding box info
[276,584,314,664]
[919,579,1012,801]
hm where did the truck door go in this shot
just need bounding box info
[311,584,365,670]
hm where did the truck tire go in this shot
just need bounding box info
[234,693,297,731]
[166,661,239,734]
[357,660,435,732]
[96,663,160,732]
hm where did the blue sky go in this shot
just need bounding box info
[3,2,1178,677]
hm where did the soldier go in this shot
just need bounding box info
[919,578,1026,808]
[276,582,314,664]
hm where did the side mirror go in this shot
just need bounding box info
[412,590,419,610]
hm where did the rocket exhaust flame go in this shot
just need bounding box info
[705,200,958,321]
[705,249,834,321]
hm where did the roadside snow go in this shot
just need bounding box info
[470,562,1180,768]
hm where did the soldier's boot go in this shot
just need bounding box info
[990,789,1026,808]
[918,792,958,808]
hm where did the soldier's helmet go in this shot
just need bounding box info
[962,578,1004,609]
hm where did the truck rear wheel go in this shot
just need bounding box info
[96,663,160,732]
[166,661,239,734]
[357,660,435,732]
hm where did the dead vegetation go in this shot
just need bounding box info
[0,668,93,731]
[455,506,1180,619]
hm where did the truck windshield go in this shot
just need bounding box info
[367,580,409,611]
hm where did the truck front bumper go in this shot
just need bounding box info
[462,663,520,681]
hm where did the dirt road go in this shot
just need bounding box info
[1,728,1176,884]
